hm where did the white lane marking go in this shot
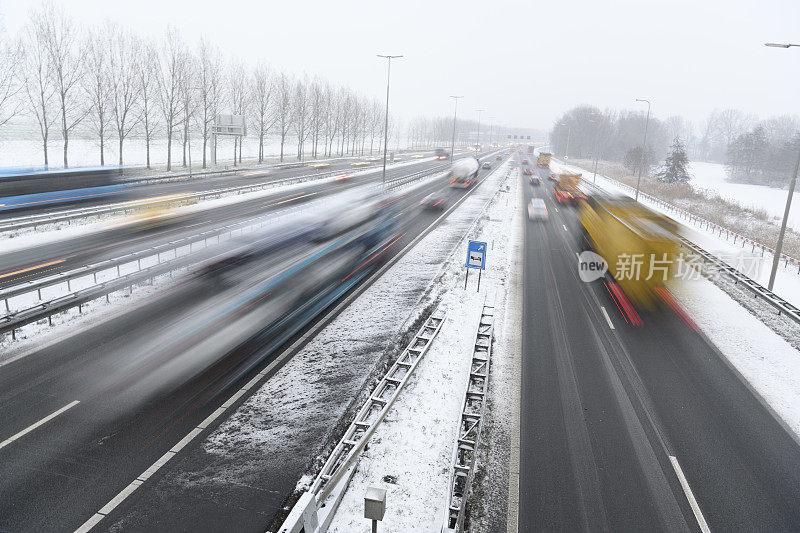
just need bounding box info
[600,306,615,330]
[575,252,580,260]
[74,513,104,533]
[562,224,568,231]
[97,479,142,515]
[555,207,559,213]
[669,455,711,533]
[0,400,80,450]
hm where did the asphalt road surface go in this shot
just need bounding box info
[518,160,800,531]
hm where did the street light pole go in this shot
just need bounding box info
[377,54,402,186]
[487,116,495,147]
[765,42,800,291]
[634,98,651,201]
[450,95,464,160]
[475,109,484,150]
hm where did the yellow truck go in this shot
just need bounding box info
[578,193,681,311]
[553,171,584,206]
[537,152,551,167]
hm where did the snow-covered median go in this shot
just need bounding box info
[327,168,522,532]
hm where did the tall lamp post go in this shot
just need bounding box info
[377,54,402,186]
[450,95,464,160]
[634,98,651,201]
[765,42,800,291]
[475,109,485,150]
[487,116,496,147]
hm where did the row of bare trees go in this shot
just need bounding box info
[0,3,392,170]
[406,116,519,149]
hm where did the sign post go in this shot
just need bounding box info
[465,240,487,292]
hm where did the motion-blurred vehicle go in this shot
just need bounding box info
[112,194,199,231]
[547,172,556,181]
[482,161,492,169]
[530,176,541,185]
[495,155,502,160]
[527,145,536,154]
[521,159,529,165]
[579,192,681,311]
[522,168,533,175]
[435,148,449,160]
[528,198,548,221]
[0,166,133,213]
[553,170,584,206]
[448,157,480,188]
[537,152,552,167]
[350,161,371,167]
[419,189,453,210]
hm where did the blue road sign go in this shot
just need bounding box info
[466,240,487,270]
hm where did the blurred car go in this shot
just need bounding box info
[495,155,502,160]
[548,173,556,181]
[522,168,532,175]
[434,148,449,160]
[528,198,548,221]
[522,159,529,165]
[482,161,492,169]
[419,191,451,210]
[530,176,541,185]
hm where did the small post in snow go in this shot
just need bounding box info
[365,487,386,533]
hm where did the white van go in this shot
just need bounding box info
[527,198,548,221]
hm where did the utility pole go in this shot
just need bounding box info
[377,54,402,186]
[475,109,484,150]
[634,98,651,201]
[764,42,800,290]
[450,95,464,160]
[487,116,496,147]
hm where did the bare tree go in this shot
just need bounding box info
[179,51,196,167]
[196,38,224,168]
[157,27,187,171]
[39,3,88,167]
[136,39,159,169]
[83,27,112,165]
[292,76,311,160]
[20,18,55,165]
[251,63,276,163]
[273,72,293,162]
[308,79,324,159]
[228,60,248,165]
[0,37,22,132]
[109,26,141,165]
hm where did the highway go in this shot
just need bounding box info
[518,158,800,531]
[0,151,501,531]
[0,155,443,288]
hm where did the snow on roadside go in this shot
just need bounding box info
[674,277,800,439]
[327,290,485,533]
[327,168,521,532]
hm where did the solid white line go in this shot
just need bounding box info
[562,224,568,231]
[0,400,80,450]
[137,450,175,482]
[669,455,711,533]
[600,306,615,330]
[97,479,142,516]
[74,513,104,533]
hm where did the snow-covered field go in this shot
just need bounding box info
[688,161,799,229]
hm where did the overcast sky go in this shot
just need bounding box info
[2,0,798,133]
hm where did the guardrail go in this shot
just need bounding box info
[444,299,494,532]
[0,167,348,233]
[278,308,447,533]
[0,164,452,341]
